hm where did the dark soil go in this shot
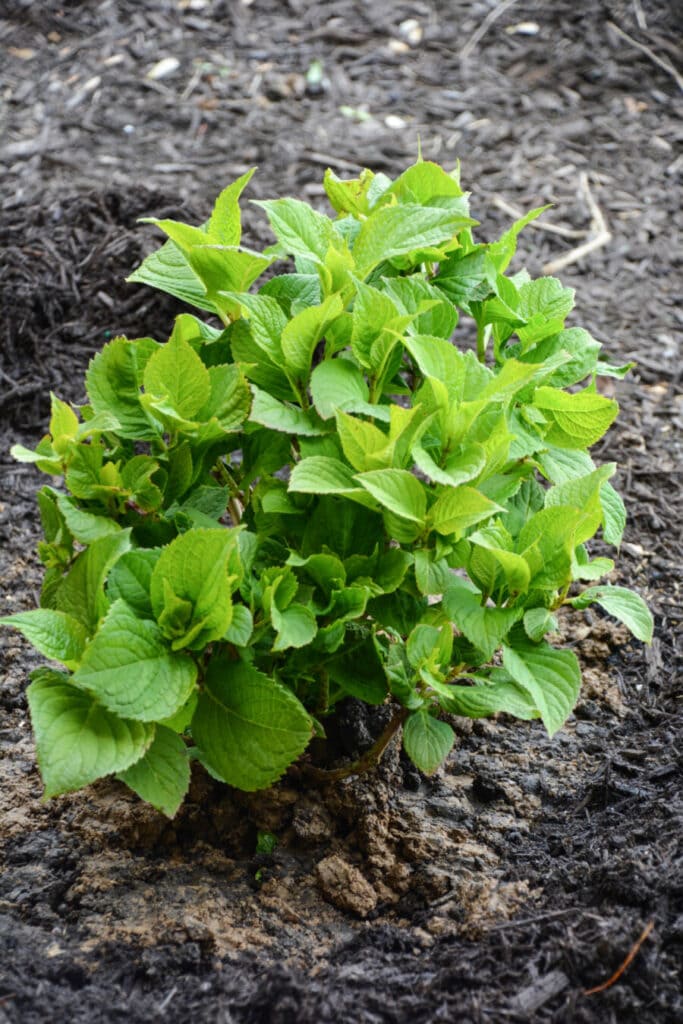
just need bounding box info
[1,2,681,1022]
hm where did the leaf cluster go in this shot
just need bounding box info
[2,160,652,816]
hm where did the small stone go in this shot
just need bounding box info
[315,854,377,918]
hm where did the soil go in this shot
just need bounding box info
[1,1,681,1021]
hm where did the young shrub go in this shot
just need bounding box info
[2,161,653,816]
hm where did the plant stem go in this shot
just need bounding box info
[295,706,409,784]
[476,321,487,363]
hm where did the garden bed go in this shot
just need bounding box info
[1,2,681,1021]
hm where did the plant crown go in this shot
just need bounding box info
[2,161,652,817]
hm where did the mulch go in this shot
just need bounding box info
[0,1,681,1021]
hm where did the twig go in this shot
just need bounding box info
[607,20,683,93]
[583,919,655,996]
[460,0,521,61]
[632,0,647,31]
[493,196,587,240]
[543,173,611,275]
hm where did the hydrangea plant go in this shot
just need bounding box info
[2,160,652,816]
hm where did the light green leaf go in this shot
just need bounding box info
[289,456,358,495]
[310,358,369,419]
[323,167,375,217]
[430,487,501,537]
[0,609,88,667]
[224,604,253,646]
[118,725,190,818]
[534,386,618,449]
[488,206,550,272]
[198,363,251,432]
[253,197,334,262]
[403,711,454,775]
[57,496,122,544]
[443,676,539,720]
[249,386,328,436]
[502,639,581,737]
[150,528,239,650]
[443,579,522,659]
[143,331,211,420]
[536,446,595,485]
[193,655,312,790]
[600,481,627,546]
[570,585,653,643]
[413,443,485,488]
[127,239,214,313]
[55,529,132,632]
[227,292,287,361]
[356,469,427,524]
[49,393,78,454]
[208,167,255,245]
[86,337,159,439]
[73,600,197,721]
[385,160,465,204]
[271,602,317,651]
[523,608,558,642]
[353,204,474,277]
[335,410,391,472]
[281,294,343,383]
[28,671,155,797]
[106,549,160,620]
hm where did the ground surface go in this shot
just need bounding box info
[0,1,681,1021]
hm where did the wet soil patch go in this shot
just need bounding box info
[1,1,681,1021]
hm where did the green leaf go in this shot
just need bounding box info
[249,386,328,436]
[86,337,159,439]
[289,456,360,495]
[413,443,485,488]
[73,600,197,721]
[27,671,154,798]
[281,294,343,383]
[402,711,454,775]
[323,167,375,217]
[523,608,558,642]
[443,579,522,659]
[356,469,427,524]
[150,528,240,650]
[570,585,653,643]
[271,602,317,651]
[0,610,88,667]
[502,639,581,737]
[118,725,190,817]
[353,204,474,277]
[56,496,122,544]
[107,549,160,620]
[326,637,388,704]
[310,358,370,419]
[385,160,465,204]
[55,529,132,632]
[127,239,213,313]
[224,604,253,646]
[199,363,252,432]
[488,205,550,272]
[207,167,255,245]
[143,331,211,420]
[253,197,334,263]
[49,393,79,454]
[430,487,501,537]
[534,386,618,449]
[193,655,312,790]
[414,549,452,596]
[600,481,627,546]
[443,677,539,720]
